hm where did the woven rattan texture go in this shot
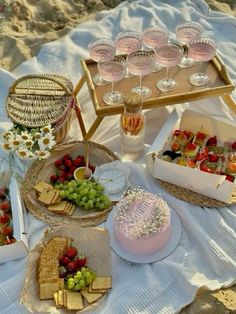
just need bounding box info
[22,141,119,226]
[158,180,233,208]
[6,74,73,128]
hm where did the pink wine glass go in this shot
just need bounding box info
[98,57,125,105]
[175,21,203,68]
[143,25,169,72]
[154,43,183,92]
[127,51,155,99]
[115,31,142,78]
[88,38,116,86]
[188,37,216,86]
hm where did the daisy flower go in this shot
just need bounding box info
[1,143,12,151]
[7,135,22,150]
[20,131,32,141]
[35,150,50,160]
[33,132,42,141]
[2,131,14,141]
[38,133,56,150]
[16,148,30,159]
[41,124,53,134]
[24,139,34,149]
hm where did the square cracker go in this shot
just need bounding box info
[66,291,84,311]
[88,284,107,294]
[38,190,57,205]
[91,277,112,290]
[81,288,103,304]
[34,181,53,193]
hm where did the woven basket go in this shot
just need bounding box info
[6,74,74,144]
[22,141,119,226]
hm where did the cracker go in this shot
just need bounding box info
[81,288,103,304]
[58,290,65,307]
[88,284,107,294]
[66,291,84,311]
[34,181,53,193]
[38,190,57,205]
[39,279,60,300]
[91,276,112,290]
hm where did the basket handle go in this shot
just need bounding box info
[9,74,72,96]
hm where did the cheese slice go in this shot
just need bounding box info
[98,169,127,194]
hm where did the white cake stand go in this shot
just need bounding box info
[105,208,182,264]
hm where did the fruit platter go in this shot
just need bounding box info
[146,109,236,205]
[22,140,119,226]
[0,172,28,263]
[20,224,111,313]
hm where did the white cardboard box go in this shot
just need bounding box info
[146,109,236,204]
[0,172,28,263]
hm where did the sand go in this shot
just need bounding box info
[0,0,235,313]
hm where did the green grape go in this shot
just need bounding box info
[67,182,73,188]
[82,196,88,202]
[72,193,77,200]
[84,271,92,279]
[85,277,93,285]
[73,276,79,284]
[67,281,75,290]
[79,279,85,289]
[74,283,81,291]
[76,271,82,279]
[81,267,87,274]
[87,200,94,209]
[68,187,74,193]
[60,190,66,197]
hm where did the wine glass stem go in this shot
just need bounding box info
[198,61,203,73]
[139,75,142,90]
[166,67,170,81]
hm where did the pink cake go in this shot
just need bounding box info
[113,189,171,254]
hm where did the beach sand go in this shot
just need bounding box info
[0,0,235,313]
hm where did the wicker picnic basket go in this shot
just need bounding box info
[6,74,74,143]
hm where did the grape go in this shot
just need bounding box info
[79,279,86,289]
[76,271,82,279]
[67,281,75,290]
[74,283,81,291]
[73,276,79,284]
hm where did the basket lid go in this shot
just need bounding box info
[6,74,74,128]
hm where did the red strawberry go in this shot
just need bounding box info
[69,166,76,174]
[76,155,84,162]
[67,247,78,258]
[0,212,10,224]
[196,147,209,161]
[232,142,236,150]
[196,132,206,140]
[2,225,13,236]
[59,254,70,266]
[65,172,73,180]
[75,254,87,268]
[67,261,77,272]
[208,154,218,162]
[89,164,96,173]
[226,175,235,183]
[60,170,66,178]
[206,136,217,147]
[63,154,70,160]
[186,143,197,151]
[58,176,66,184]
[73,158,83,167]
[65,159,72,168]
[0,201,10,212]
[50,175,58,184]
[54,159,63,168]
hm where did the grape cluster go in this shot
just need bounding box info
[66,267,96,291]
[55,180,111,211]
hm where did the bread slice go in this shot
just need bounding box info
[91,276,112,290]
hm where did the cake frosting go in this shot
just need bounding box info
[114,189,171,254]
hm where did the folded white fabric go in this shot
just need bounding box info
[0,0,236,314]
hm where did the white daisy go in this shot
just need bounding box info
[7,135,22,150]
[41,124,53,134]
[38,133,56,150]
[35,150,51,160]
[24,139,34,149]
[16,148,30,159]
[1,143,12,152]
[2,131,14,141]
[20,131,32,141]
[33,132,42,141]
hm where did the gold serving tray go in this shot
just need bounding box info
[74,54,235,140]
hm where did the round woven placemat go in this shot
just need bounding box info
[22,141,119,226]
[158,180,230,208]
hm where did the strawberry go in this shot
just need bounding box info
[65,159,72,168]
[206,136,217,147]
[0,212,10,224]
[208,154,218,163]
[67,247,78,258]
[59,254,70,266]
[54,159,63,168]
[226,175,235,183]
[73,158,83,167]
[67,261,77,272]
[232,142,236,150]
[0,201,10,212]
[50,175,58,184]
[69,166,76,174]
[186,143,197,151]
[75,254,87,268]
[2,225,13,236]
[89,164,96,173]
[63,154,70,160]
[196,147,209,161]
[65,172,73,180]
[196,132,206,140]
[59,170,66,178]
[58,176,66,184]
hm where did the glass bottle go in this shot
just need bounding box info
[120,92,146,158]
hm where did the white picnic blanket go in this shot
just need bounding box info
[0,0,236,313]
